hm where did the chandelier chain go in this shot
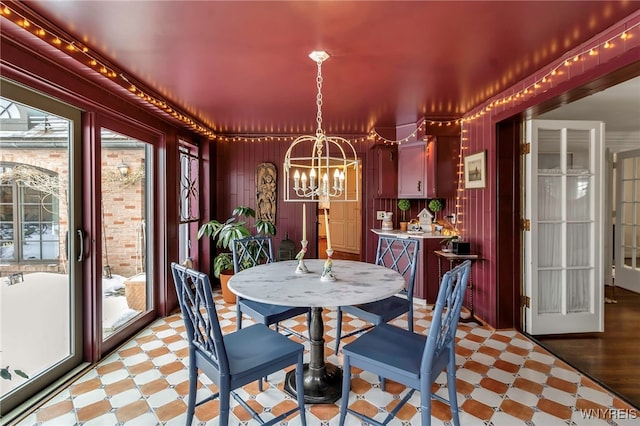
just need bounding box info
[315,59,324,137]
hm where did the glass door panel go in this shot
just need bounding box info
[100,129,150,340]
[615,149,640,292]
[525,119,604,334]
[0,80,83,415]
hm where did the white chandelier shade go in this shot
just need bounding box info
[283,132,359,202]
[283,50,359,203]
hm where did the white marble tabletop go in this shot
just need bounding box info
[227,259,406,308]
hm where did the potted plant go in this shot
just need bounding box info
[439,235,459,252]
[198,206,276,303]
[397,199,411,232]
[427,199,444,223]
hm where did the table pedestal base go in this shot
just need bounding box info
[284,362,342,404]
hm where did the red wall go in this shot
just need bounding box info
[459,11,640,328]
[209,138,376,265]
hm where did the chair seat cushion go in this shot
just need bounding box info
[342,295,410,325]
[343,324,426,380]
[239,299,309,325]
[224,324,304,377]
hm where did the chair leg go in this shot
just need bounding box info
[236,301,243,331]
[408,307,414,332]
[296,353,307,426]
[334,307,343,354]
[420,387,431,426]
[380,376,386,391]
[338,356,351,426]
[186,363,197,425]
[447,354,460,426]
[219,383,230,426]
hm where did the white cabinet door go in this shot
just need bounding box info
[398,141,426,198]
[524,119,604,334]
[615,148,640,293]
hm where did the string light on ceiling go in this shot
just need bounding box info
[0,2,216,140]
[1,2,637,144]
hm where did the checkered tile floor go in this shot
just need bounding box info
[16,294,637,425]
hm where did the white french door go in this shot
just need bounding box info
[524,119,604,335]
[615,149,640,293]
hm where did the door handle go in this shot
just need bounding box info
[417,180,421,192]
[76,229,84,262]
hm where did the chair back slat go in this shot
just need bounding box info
[421,260,471,373]
[232,235,274,273]
[171,263,229,374]
[375,236,419,296]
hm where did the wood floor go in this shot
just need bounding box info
[534,285,640,408]
[317,237,361,260]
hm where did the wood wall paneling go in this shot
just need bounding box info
[460,14,640,327]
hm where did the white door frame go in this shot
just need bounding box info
[615,148,640,293]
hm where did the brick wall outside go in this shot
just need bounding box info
[1,147,145,279]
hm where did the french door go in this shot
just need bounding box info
[615,149,640,293]
[0,79,84,415]
[524,119,605,335]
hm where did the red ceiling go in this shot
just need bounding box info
[8,1,640,135]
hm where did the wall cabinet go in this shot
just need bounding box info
[397,136,458,199]
[371,144,398,198]
[398,140,428,198]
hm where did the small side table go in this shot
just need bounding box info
[434,250,481,324]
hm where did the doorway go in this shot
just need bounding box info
[318,163,362,260]
[527,76,640,407]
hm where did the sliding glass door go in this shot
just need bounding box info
[0,79,84,415]
[100,128,152,341]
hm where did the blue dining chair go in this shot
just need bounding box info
[334,236,419,354]
[233,235,310,340]
[170,262,307,426]
[338,260,472,426]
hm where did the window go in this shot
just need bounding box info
[0,163,60,262]
[178,141,199,264]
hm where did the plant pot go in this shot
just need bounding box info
[399,221,408,232]
[219,270,236,304]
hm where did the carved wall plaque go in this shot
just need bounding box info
[256,162,277,224]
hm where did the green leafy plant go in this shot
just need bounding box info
[397,199,411,221]
[197,206,276,278]
[440,235,459,247]
[428,198,443,221]
[1,366,28,381]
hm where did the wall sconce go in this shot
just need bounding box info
[117,160,130,178]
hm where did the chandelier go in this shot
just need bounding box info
[283,51,359,203]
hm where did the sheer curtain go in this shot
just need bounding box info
[538,170,591,313]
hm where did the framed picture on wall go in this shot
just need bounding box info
[464,151,486,189]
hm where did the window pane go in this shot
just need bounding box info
[101,128,150,340]
[539,224,562,267]
[567,176,591,220]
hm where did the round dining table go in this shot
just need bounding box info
[227,258,406,403]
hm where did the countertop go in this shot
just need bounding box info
[371,228,444,239]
